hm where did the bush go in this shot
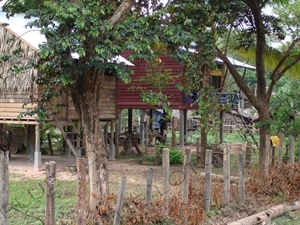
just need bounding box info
[169,149,183,164]
[144,147,184,164]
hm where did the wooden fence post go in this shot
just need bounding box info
[238,144,245,205]
[113,176,127,225]
[45,161,56,225]
[162,148,170,216]
[245,142,252,168]
[182,147,192,203]
[0,151,9,225]
[223,145,230,206]
[77,158,86,225]
[278,133,284,165]
[146,168,153,212]
[204,149,212,212]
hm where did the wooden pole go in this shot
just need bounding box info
[0,151,9,225]
[179,110,185,148]
[182,147,192,203]
[228,201,300,225]
[238,144,245,205]
[223,145,230,206]
[77,158,86,225]
[204,149,212,212]
[109,119,115,160]
[196,137,200,164]
[145,168,153,212]
[162,148,170,216]
[171,116,176,148]
[140,110,145,147]
[45,161,56,225]
[289,136,295,164]
[278,133,284,165]
[145,118,148,159]
[271,146,275,167]
[219,110,224,143]
[113,177,127,225]
[245,141,252,168]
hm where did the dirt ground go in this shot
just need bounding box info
[7,150,300,225]
[8,150,170,195]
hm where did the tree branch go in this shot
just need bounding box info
[107,0,135,26]
[270,37,300,81]
[267,50,300,101]
[216,48,265,114]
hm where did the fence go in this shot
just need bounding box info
[1,135,298,224]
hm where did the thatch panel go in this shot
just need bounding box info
[0,25,39,95]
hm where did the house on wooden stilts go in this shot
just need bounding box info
[0,13,128,168]
[118,51,256,148]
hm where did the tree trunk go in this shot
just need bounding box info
[69,70,109,221]
[259,124,268,166]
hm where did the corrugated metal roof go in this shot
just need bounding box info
[215,57,256,70]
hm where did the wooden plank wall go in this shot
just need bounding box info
[0,75,117,122]
[54,75,117,121]
[0,90,38,122]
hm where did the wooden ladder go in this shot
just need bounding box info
[53,117,85,157]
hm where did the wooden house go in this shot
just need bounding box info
[118,51,256,147]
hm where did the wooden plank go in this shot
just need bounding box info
[0,102,36,108]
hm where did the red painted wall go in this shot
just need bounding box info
[118,52,198,110]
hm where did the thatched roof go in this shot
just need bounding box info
[0,12,134,95]
[0,12,44,94]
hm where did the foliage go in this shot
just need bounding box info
[122,185,207,225]
[194,85,229,134]
[247,163,300,202]
[269,78,300,137]
[40,122,64,154]
[146,147,184,165]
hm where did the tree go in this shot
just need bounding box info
[216,0,300,167]
[161,0,300,169]
[1,0,171,220]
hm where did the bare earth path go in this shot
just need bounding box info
[8,153,166,194]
